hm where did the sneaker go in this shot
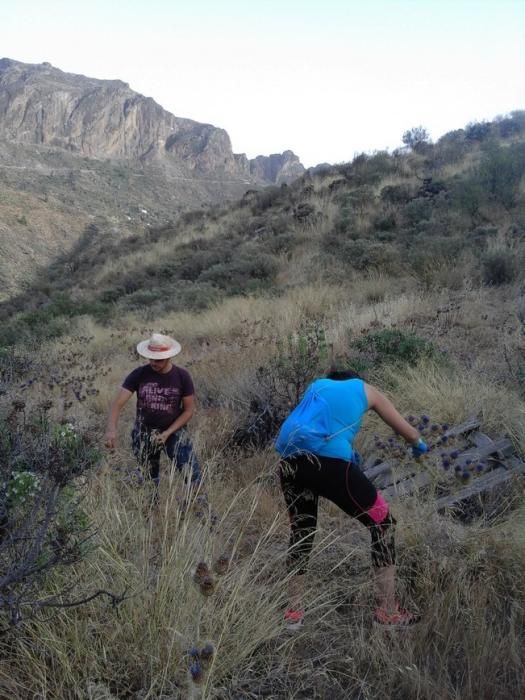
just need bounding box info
[373,604,419,628]
[284,609,304,632]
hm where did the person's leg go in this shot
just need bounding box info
[279,456,320,618]
[131,425,161,485]
[165,431,201,485]
[311,458,402,617]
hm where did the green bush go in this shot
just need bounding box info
[403,198,433,226]
[477,143,525,209]
[352,328,438,367]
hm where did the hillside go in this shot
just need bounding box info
[1,112,525,699]
[0,58,305,298]
[3,111,525,344]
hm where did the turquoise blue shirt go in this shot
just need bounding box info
[275,378,368,461]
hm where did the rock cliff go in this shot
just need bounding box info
[0,58,304,184]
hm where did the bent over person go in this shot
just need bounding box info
[105,333,201,487]
[275,369,428,631]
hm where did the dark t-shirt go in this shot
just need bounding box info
[122,364,195,430]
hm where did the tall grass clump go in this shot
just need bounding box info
[0,459,301,698]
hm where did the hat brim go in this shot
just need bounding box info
[136,339,181,359]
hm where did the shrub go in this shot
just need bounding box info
[402,198,433,226]
[482,249,520,285]
[402,126,431,152]
[0,407,104,628]
[234,321,329,448]
[465,121,493,141]
[380,184,413,205]
[352,328,438,368]
[477,143,525,209]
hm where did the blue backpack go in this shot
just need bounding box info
[275,388,331,457]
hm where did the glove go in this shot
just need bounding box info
[411,437,429,458]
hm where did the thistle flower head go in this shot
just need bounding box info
[188,645,200,659]
[476,462,485,472]
[199,575,216,597]
[200,642,216,666]
[190,661,204,684]
[193,561,210,584]
[213,555,230,576]
[461,471,470,481]
[12,399,25,411]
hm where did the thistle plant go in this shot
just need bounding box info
[187,556,229,696]
[373,414,490,491]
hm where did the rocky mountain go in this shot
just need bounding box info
[0,58,303,184]
[0,58,305,298]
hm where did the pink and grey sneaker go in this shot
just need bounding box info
[284,608,304,632]
[373,604,419,628]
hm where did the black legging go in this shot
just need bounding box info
[279,453,396,574]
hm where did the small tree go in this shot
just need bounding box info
[402,126,431,152]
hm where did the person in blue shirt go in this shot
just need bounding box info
[275,368,428,630]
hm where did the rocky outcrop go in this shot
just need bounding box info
[0,58,304,184]
[249,151,305,185]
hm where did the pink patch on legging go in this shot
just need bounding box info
[367,493,389,524]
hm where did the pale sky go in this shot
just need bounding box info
[1,0,524,167]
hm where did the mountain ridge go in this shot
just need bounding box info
[0,58,304,183]
[0,58,305,297]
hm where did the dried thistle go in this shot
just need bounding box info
[193,561,210,584]
[213,555,230,576]
[199,575,216,597]
[200,642,216,667]
[12,399,26,411]
[189,661,204,685]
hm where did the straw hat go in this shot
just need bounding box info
[136,333,181,359]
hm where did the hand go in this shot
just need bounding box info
[411,437,429,458]
[152,430,170,445]
[104,430,117,450]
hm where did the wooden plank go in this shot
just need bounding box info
[452,439,512,468]
[383,471,433,499]
[435,467,518,510]
[443,416,480,438]
[469,432,513,458]
[373,463,419,490]
[506,456,525,475]
[364,460,396,480]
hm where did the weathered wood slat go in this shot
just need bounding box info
[383,471,433,498]
[469,432,513,457]
[373,464,419,490]
[435,467,518,510]
[443,416,480,438]
[364,460,397,480]
[506,456,525,475]
[453,439,512,468]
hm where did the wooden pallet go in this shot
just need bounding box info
[363,417,525,511]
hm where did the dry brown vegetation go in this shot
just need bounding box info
[1,113,525,699]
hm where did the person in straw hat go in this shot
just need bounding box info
[104,333,201,487]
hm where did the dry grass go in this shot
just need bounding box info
[2,273,525,698]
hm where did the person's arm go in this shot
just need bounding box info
[157,395,195,442]
[104,388,133,449]
[364,384,419,444]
